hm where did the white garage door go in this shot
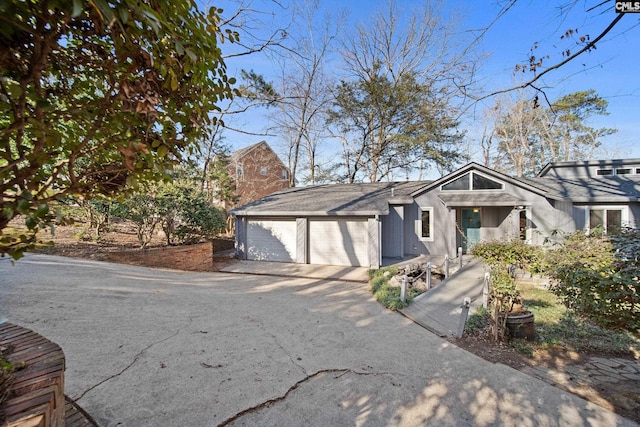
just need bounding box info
[246,219,296,262]
[309,218,369,267]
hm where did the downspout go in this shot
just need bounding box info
[377,214,382,268]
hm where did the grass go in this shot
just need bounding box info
[368,267,424,311]
[515,281,639,357]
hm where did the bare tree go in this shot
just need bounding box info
[492,90,546,177]
[329,0,474,182]
[263,0,343,186]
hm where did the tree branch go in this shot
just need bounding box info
[473,13,625,104]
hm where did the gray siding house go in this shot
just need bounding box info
[230,159,640,268]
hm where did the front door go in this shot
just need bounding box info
[461,209,481,253]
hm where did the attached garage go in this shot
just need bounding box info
[231,181,428,268]
[309,218,369,267]
[246,218,296,262]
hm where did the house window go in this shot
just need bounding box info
[587,207,626,233]
[596,169,613,176]
[518,209,531,241]
[616,168,631,175]
[260,166,267,176]
[441,172,503,191]
[281,169,287,180]
[473,173,502,190]
[442,174,469,191]
[418,207,434,241]
[236,163,244,179]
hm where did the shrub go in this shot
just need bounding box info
[471,240,542,341]
[545,228,640,332]
[471,239,543,272]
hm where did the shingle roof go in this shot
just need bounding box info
[230,181,431,216]
[516,176,640,202]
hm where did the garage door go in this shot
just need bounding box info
[246,219,296,262]
[309,218,369,266]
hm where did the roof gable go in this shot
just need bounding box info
[411,162,556,199]
[231,141,286,169]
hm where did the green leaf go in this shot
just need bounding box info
[157,145,169,157]
[17,199,30,214]
[118,7,129,23]
[91,0,115,22]
[185,49,197,63]
[25,217,36,230]
[175,41,184,56]
[72,0,83,17]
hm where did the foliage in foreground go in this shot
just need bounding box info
[1,0,237,259]
[546,228,640,332]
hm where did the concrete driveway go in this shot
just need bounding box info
[0,255,635,427]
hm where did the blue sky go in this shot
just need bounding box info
[215,0,640,170]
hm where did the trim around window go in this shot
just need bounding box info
[585,205,629,233]
[440,171,504,191]
[417,207,434,241]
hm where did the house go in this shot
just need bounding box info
[230,158,640,268]
[216,141,291,209]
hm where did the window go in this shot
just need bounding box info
[442,174,469,191]
[473,173,502,190]
[418,207,434,241]
[281,169,288,180]
[441,172,503,191]
[587,207,626,233]
[596,169,613,176]
[616,168,631,175]
[260,166,267,176]
[519,210,527,240]
[236,163,244,179]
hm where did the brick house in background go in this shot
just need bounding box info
[225,141,291,208]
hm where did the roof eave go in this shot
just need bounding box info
[231,210,386,217]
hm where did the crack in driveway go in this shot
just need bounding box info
[216,368,391,426]
[75,314,204,402]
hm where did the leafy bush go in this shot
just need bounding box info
[471,239,543,341]
[172,196,226,244]
[545,229,640,332]
[471,239,544,272]
[111,185,227,248]
[111,194,160,248]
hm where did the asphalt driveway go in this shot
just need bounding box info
[0,255,635,427]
